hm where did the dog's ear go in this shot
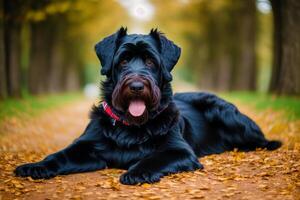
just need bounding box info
[95,27,127,76]
[150,29,181,82]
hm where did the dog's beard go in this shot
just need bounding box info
[112,75,161,126]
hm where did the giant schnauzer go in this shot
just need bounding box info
[15,27,281,185]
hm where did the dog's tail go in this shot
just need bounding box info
[265,140,282,150]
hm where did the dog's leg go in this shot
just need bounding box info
[120,129,203,185]
[15,120,107,179]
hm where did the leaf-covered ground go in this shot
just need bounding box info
[0,99,299,200]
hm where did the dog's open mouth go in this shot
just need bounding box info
[125,99,149,125]
[128,99,146,117]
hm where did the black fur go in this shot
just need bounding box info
[15,28,281,185]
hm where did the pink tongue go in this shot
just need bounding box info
[128,100,146,117]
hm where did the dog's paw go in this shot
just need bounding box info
[14,162,57,179]
[120,170,162,185]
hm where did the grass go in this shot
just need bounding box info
[221,92,300,120]
[1,90,299,122]
[0,92,84,121]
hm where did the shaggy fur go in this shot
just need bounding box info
[15,28,281,185]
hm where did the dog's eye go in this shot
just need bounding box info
[119,60,128,67]
[145,58,154,68]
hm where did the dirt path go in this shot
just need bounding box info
[0,99,299,200]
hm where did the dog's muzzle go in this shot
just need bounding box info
[125,77,147,117]
[112,74,161,125]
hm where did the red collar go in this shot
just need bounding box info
[101,101,129,126]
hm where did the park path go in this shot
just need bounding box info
[0,97,299,200]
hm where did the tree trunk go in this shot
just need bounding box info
[28,21,50,94]
[269,0,300,95]
[29,16,76,94]
[0,0,7,99]
[230,0,257,91]
[47,17,65,93]
[4,0,22,98]
[197,0,257,92]
[62,38,82,92]
[198,16,219,90]
[63,61,81,91]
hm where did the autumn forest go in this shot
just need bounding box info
[0,0,300,199]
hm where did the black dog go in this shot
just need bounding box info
[15,28,281,185]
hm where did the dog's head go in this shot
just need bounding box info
[95,27,181,126]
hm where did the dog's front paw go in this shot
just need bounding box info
[15,162,57,179]
[120,170,162,185]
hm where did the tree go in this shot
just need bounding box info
[196,0,257,91]
[0,0,7,99]
[230,0,256,91]
[27,0,127,94]
[1,0,129,97]
[28,16,67,94]
[3,0,24,97]
[269,0,300,95]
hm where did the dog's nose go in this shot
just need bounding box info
[129,81,144,92]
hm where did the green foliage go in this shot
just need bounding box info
[222,92,300,120]
[0,93,83,121]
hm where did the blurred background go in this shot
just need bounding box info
[0,0,299,100]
